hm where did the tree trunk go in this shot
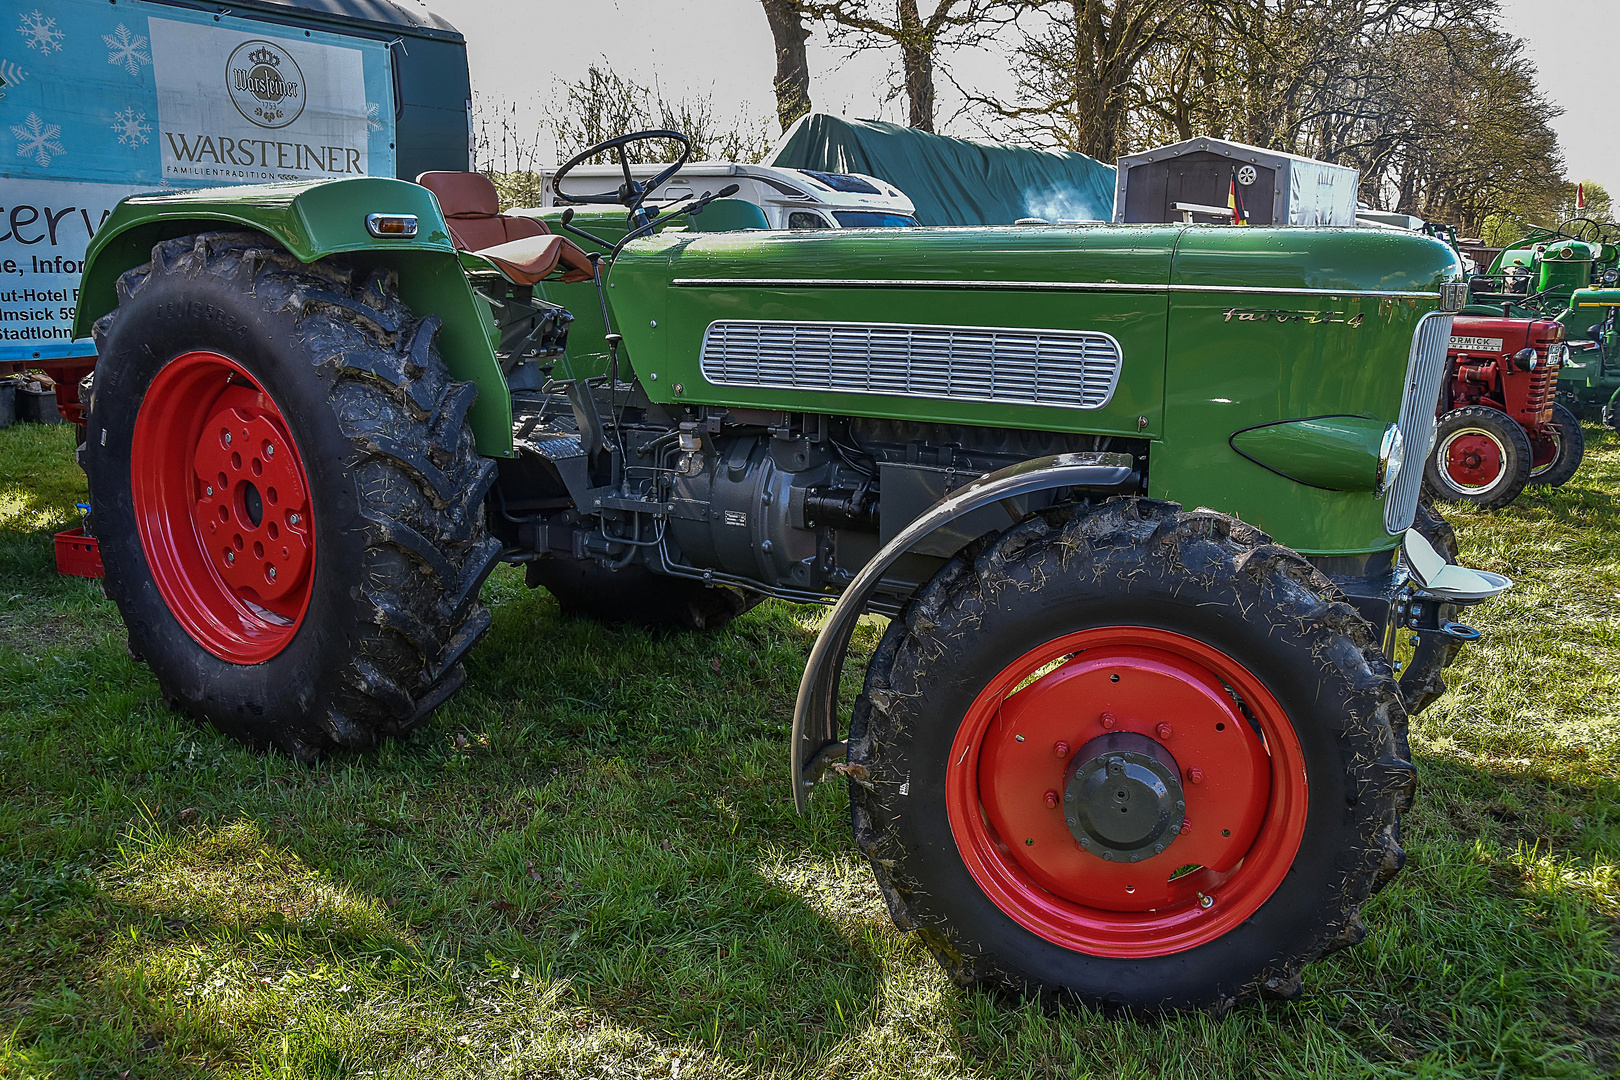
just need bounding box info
[899,0,936,131]
[761,0,812,132]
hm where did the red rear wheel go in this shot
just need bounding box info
[947,627,1307,958]
[130,351,315,663]
[85,232,502,757]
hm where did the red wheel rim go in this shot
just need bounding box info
[1441,428,1507,492]
[946,627,1308,958]
[130,351,315,664]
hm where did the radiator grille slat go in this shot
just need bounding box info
[699,320,1123,410]
[1386,312,1453,534]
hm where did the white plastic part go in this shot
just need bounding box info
[1402,528,1513,600]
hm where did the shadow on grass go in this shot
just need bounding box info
[2,585,901,1076]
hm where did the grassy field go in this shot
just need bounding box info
[1,418,1616,1079]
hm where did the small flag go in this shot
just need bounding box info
[1228,169,1248,225]
[1577,182,1586,210]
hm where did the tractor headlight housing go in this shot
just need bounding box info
[1438,281,1469,311]
[1512,347,1539,372]
[1376,423,1405,496]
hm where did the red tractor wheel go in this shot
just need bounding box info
[129,350,316,664]
[1423,405,1532,509]
[84,232,501,758]
[1528,403,1585,488]
[848,500,1412,1011]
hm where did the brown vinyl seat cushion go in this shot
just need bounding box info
[416,171,594,284]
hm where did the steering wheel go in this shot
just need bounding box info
[1556,217,1619,245]
[551,130,693,224]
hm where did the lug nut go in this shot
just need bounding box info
[268,566,277,580]
[205,486,213,496]
[288,513,301,526]
[1187,766,1204,784]
[1044,790,1058,808]
[1156,722,1173,740]
[1100,712,1117,730]
[265,443,274,458]
[1054,741,1070,758]
[225,551,235,564]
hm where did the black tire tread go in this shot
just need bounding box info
[93,231,499,755]
[1423,404,1533,510]
[1528,402,1585,488]
[847,498,1414,1012]
[1398,501,1463,717]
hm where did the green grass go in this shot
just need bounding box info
[1,418,1616,1079]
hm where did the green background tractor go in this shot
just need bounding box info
[1470,218,1620,422]
[69,130,1501,1013]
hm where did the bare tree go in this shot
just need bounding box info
[961,0,1181,159]
[474,66,775,211]
[552,65,774,166]
[761,0,813,131]
[802,0,1010,131]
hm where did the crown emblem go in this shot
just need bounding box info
[247,45,280,67]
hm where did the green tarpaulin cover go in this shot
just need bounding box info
[768,113,1117,227]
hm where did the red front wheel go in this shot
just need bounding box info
[947,626,1308,959]
[1423,405,1532,509]
[847,500,1412,1011]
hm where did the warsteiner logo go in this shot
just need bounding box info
[226,40,305,129]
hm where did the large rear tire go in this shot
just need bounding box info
[84,232,501,758]
[1423,405,1532,509]
[1527,402,1584,488]
[848,500,1413,1012]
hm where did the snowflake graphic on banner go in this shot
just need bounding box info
[111,107,151,147]
[12,111,63,167]
[17,10,63,54]
[366,102,384,132]
[102,24,151,77]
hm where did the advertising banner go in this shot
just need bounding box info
[0,0,396,362]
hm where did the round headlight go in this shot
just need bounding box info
[1376,423,1405,495]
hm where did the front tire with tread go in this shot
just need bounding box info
[847,499,1413,1012]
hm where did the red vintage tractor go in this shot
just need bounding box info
[1422,313,1582,508]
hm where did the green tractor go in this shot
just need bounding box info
[72,130,1505,1013]
[1469,217,1620,423]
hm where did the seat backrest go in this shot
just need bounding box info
[686,198,772,233]
[416,171,548,252]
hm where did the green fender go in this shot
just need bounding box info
[72,177,512,457]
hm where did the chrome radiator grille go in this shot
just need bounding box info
[698,321,1123,410]
[1386,312,1454,534]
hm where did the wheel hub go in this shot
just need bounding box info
[1063,732,1185,862]
[130,351,316,664]
[1443,429,1505,490]
[948,627,1309,956]
[189,393,312,604]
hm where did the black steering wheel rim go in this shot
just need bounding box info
[551,130,693,218]
[1556,216,1618,245]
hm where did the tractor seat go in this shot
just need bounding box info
[416,171,595,285]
